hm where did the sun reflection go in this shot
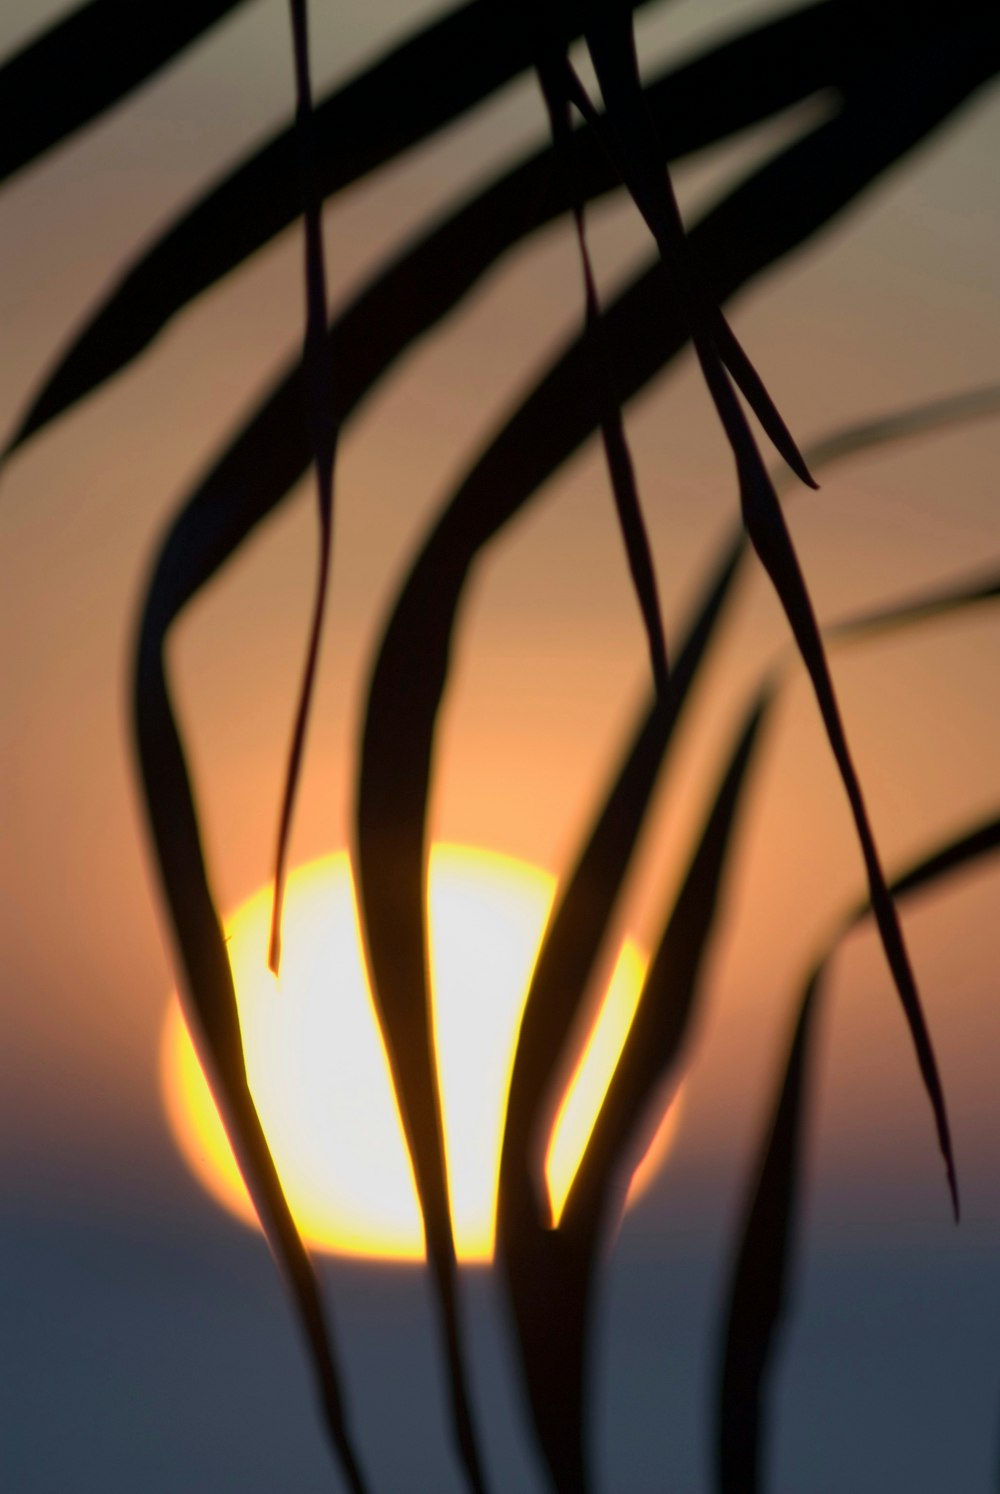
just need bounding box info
[160,845,679,1262]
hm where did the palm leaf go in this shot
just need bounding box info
[354,33,996,1364]
[352,31,996,1480]
[267,0,340,979]
[3,0,654,455]
[495,393,999,1486]
[827,569,1000,644]
[717,812,1000,1493]
[510,559,999,1490]
[6,0,871,458]
[535,48,668,693]
[505,691,770,1492]
[133,537,368,1491]
[121,10,996,1482]
[0,0,246,185]
[580,6,999,1217]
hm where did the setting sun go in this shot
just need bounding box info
[161,845,678,1262]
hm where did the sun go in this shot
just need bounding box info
[160,845,679,1263]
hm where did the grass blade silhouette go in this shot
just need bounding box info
[774,383,1000,486]
[0,0,246,185]
[502,694,769,1491]
[717,812,1000,1494]
[133,531,368,1492]
[268,0,339,975]
[523,561,999,1492]
[6,0,892,458]
[496,375,1000,1486]
[121,8,995,662]
[130,8,997,773]
[356,11,995,1255]
[571,7,1000,1217]
[353,53,991,1468]
[827,570,1000,643]
[536,49,668,694]
[2,0,658,456]
[112,34,992,1483]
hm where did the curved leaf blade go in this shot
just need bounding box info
[133,534,369,1490]
[494,538,742,1489]
[5,0,855,457]
[739,407,960,1215]
[0,0,245,185]
[268,0,340,978]
[355,36,996,1355]
[828,567,1000,646]
[497,382,1000,1490]
[3,0,646,455]
[536,50,669,694]
[717,812,1000,1493]
[506,693,769,1492]
[104,30,992,1486]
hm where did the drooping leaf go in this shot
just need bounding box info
[497,382,1000,1488]
[268,0,340,979]
[716,961,826,1494]
[4,0,652,455]
[536,49,669,694]
[0,0,246,185]
[92,5,994,639]
[717,812,1000,1493]
[498,534,743,1205]
[117,24,994,1485]
[502,690,770,1491]
[355,39,996,1377]
[742,406,960,1213]
[133,538,368,1491]
[7,0,883,457]
[567,695,769,1235]
[578,7,817,488]
[777,383,1000,489]
[827,567,1000,645]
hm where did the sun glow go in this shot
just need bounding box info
[161,846,679,1262]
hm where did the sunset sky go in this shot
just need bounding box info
[3,1,999,1489]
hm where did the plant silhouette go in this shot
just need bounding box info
[3,2,998,1490]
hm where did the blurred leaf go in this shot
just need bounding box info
[115,10,1000,755]
[500,691,770,1491]
[777,383,1000,489]
[119,9,996,1483]
[537,49,669,693]
[578,8,816,489]
[0,0,246,185]
[268,0,340,979]
[827,568,1000,644]
[583,5,985,1219]
[4,0,647,454]
[133,493,368,1494]
[741,410,960,1214]
[493,536,741,1481]
[354,34,995,1370]
[497,383,1000,1487]
[7,0,868,457]
[717,812,1000,1494]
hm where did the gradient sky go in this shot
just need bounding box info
[2,1,999,1488]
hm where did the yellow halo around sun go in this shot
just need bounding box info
[160,845,679,1263]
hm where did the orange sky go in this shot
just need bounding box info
[1,0,998,1247]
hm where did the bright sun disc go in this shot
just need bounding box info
[160,845,680,1262]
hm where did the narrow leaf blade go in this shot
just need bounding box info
[0,0,245,184]
[717,812,1000,1493]
[505,694,769,1491]
[133,527,368,1491]
[5,0,860,456]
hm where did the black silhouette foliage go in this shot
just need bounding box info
[3,2,998,1490]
